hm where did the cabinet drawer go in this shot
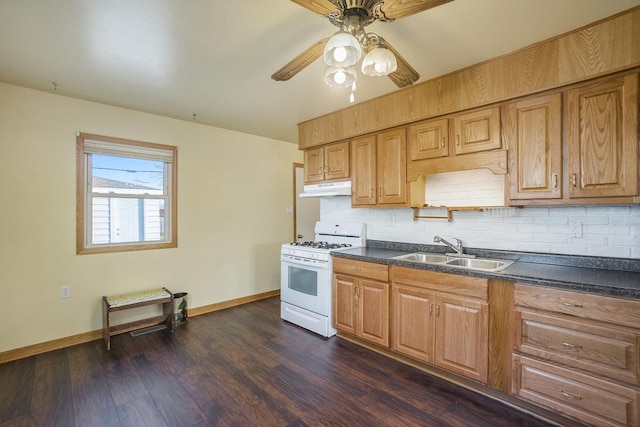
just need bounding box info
[512,355,640,427]
[333,258,388,282]
[392,266,488,300]
[514,283,640,329]
[515,310,640,385]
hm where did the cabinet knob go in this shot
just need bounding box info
[441,137,445,148]
[562,341,583,350]
[436,305,440,316]
[552,173,558,189]
[561,390,582,400]
[429,303,433,314]
[456,135,460,146]
[562,301,583,308]
[571,173,577,187]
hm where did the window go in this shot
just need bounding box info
[76,132,177,254]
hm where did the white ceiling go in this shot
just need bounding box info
[1,0,639,144]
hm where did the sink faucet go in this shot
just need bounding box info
[434,235,464,255]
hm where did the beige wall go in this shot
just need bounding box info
[0,82,302,353]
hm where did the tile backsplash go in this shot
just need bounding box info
[321,198,640,259]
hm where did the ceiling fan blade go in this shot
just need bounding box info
[380,38,420,87]
[377,0,454,20]
[289,0,338,16]
[271,38,329,82]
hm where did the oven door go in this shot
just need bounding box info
[280,255,331,317]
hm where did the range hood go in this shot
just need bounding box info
[299,181,352,198]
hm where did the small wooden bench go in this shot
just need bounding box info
[102,287,175,350]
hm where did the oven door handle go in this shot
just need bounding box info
[281,256,329,269]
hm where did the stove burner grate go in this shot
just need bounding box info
[290,241,353,250]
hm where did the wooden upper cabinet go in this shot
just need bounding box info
[452,106,502,155]
[351,135,377,206]
[566,73,638,199]
[408,118,449,160]
[506,93,563,200]
[377,128,408,205]
[304,140,349,184]
[351,129,409,207]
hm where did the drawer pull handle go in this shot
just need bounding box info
[562,302,584,308]
[561,390,582,400]
[429,303,433,314]
[562,342,582,350]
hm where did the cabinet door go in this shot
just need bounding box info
[408,118,449,160]
[506,93,563,200]
[325,141,350,181]
[304,147,324,183]
[333,274,356,334]
[393,284,435,363]
[435,294,488,383]
[351,135,377,206]
[452,106,502,155]
[376,128,407,205]
[358,279,389,347]
[566,73,639,198]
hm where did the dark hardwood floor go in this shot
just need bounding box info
[1,297,558,426]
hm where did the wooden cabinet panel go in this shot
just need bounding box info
[408,118,449,160]
[514,283,640,330]
[325,141,350,181]
[333,257,388,282]
[304,141,349,184]
[334,274,357,334]
[392,267,489,383]
[566,73,638,198]
[333,260,389,347]
[452,106,502,155]
[359,279,389,347]
[351,129,409,207]
[392,284,435,363]
[506,93,563,200]
[514,310,640,385]
[351,135,377,206]
[304,146,324,183]
[513,355,640,427]
[376,128,408,205]
[435,294,489,383]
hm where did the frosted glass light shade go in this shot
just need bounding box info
[324,66,357,88]
[361,45,397,76]
[324,31,361,67]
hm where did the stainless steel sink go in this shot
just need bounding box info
[392,252,451,264]
[392,252,514,272]
[444,258,514,271]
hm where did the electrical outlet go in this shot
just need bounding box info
[61,285,71,298]
[569,222,583,238]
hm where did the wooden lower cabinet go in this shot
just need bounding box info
[392,267,489,383]
[333,258,389,347]
[512,355,640,427]
[513,283,640,426]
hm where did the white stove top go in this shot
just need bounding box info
[281,221,365,259]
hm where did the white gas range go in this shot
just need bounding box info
[280,221,366,337]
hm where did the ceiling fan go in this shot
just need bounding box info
[271,0,454,88]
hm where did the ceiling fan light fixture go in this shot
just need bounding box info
[361,45,397,76]
[324,31,361,67]
[324,66,357,88]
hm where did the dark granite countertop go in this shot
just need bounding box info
[331,240,640,299]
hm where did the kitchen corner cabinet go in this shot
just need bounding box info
[507,72,639,204]
[351,129,418,207]
[333,258,389,347]
[512,283,640,426]
[304,140,350,184]
[392,267,489,383]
